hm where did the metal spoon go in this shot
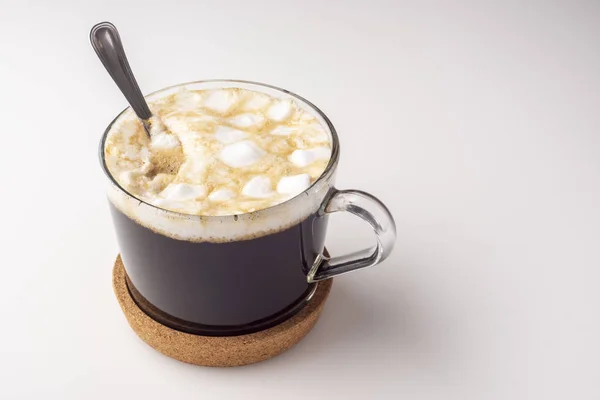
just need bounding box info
[90,21,182,175]
[90,21,157,136]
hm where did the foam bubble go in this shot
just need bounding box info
[204,89,238,113]
[267,99,294,121]
[288,147,331,167]
[214,126,247,144]
[219,140,265,168]
[242,176,273,198]
[277,174,310,195]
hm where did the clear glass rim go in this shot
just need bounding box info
[98,79,340,220]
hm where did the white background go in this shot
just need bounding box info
[1,0,599,399]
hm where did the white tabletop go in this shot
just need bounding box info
[1,0,599,399]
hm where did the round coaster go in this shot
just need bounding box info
[112,255,333,367]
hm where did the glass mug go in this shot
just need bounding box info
[100,80,396,336]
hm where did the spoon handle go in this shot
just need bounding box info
[90,21,152,120]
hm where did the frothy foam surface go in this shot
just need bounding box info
[104,87,333,217]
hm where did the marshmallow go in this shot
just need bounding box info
[163,115,189,133]
[267,99,294,121]
[175,89,202,111]
[270,125,296,136]
[288,147,331,167]
[243,93,271,110]
[204,89,238,113]
[151,132,180,149]
[305,124,330,143]
[219,140,265,168]
[277,174,311,195]
[160,183,207,201]
[214,126,247,144]
[228,113,265,128]
[242,176,274,198]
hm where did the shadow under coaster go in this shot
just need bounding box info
[112,255,333,367]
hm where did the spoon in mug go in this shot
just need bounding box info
[90,21,183,176]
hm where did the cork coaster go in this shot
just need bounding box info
[112,255,333,367]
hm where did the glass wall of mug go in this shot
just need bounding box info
[100,80,341,336]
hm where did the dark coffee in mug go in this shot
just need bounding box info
[109,203,327,335]
[101,80,396,336]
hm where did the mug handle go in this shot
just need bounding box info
[307,189,397,282]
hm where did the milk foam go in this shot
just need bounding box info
[104,86,333,218]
